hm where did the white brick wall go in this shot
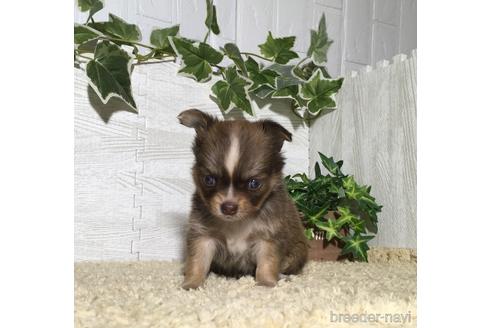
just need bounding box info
[74,0,417,77]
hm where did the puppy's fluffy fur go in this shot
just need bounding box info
[178,109,308,289]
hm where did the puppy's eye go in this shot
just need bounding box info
[247,179,261,190]
[204,175,216,187]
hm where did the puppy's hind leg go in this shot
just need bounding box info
[182,237,216,290]
[280,240,308,275]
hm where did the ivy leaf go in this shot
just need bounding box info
[342,176,357,193]
[304,228,314,240]
[251,85,275,99]
[169,37,223,82]
[245,57,279,96]
[307,14,333,66]
[343,176,366,201]
[273,84,299,100]
[77,0,103,22]
[259,32,299,64]
[315,219,341,241]
[341,234,374,262]
[211,67,253,115]
[105,14,141,42]
[300,69,343,115]
[223,43,247,75]
[74,24,103,45]
[205,0,220,35]
[351,218,366,234]
[86,40,137,110]
[291,173,309,184]
[293,61,331,81]
[318,152,344,177]
[307,205,330,223]
[150,25,179,54]
[267,63,302,100]
[135,51,156,62]
[363,215,379,234]
[336,206,358,226]
[314,162,321,178]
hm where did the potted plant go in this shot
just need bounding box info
[285,152,382,262]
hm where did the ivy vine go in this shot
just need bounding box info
[74,0,344,122]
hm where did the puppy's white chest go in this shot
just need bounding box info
[224,223,254,255]
[226,237,249,255]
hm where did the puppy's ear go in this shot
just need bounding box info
[261,120,292,151]
[177,109,217,133]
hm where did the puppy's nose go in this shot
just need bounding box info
[221,202,238,215]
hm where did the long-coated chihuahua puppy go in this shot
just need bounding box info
[178,109,308,289]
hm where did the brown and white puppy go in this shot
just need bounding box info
[178,109,308,289]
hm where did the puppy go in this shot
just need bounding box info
[178,109,308,289]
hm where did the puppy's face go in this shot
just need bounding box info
[178,109,292,221]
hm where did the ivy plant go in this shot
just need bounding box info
[74,0,344,122]
[285,152,383,262]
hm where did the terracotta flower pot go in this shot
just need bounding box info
[307,238,343,261]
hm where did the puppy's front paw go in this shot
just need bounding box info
[256,277,278,287]
[182,278,204,290]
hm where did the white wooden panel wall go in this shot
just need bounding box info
[309,53,417,249]
[75,65,309,261]
[74,0,417,78]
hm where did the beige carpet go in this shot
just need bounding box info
[75,248,416,328]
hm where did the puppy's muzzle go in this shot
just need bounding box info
[220,201,238,216]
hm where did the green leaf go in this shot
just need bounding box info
[245,57,279,92]
[315,219,341,241]
[89,14,142,42]
[77,0,103,21]
[150,25,179,53]
[336,206,358,226]
[314,162,321,178]
[300,69,343,115]
[351,218,366,234]
[86,40,137,110]
[105,14,141,42]
[318,152,344,177]
[205,0,220,35]
[364,216,379,234]
[135,50,156,62]
[342,175,356,191]
[307,205,330,222]
[252,85,275,99]
[293,61,331,81]
[341,234,374,262]
[211,67,253,115]
[307,14,333,66]
[304,228,315,240]
[259,32,299,64]
[169,37,223,82]
[78,0,102,12]
[343,176,366,201]
[223,43,247,75]
[267,63,302,101]
[74,24,103,45]
[291,173,309,184]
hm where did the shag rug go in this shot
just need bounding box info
[75,248,416,328]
